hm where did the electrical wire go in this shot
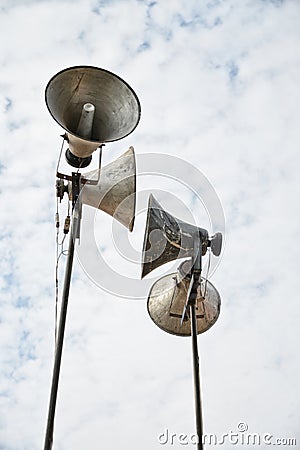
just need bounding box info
[54,213,71,345]
[55,135,66,175]
[54,135,86,346]
[54,137,71,346]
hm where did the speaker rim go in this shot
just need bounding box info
[45,65,141,144]
[147,271,221,337]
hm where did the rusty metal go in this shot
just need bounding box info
[147,263,220,337]
[78,147,136,231]
[45,65,141,158]
[143,200,223,450]
[142,195,210,278]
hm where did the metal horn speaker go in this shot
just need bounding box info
[78,146,136,231]
[141,195,218,278]
[45,65,141,165]
[147,260,221,336]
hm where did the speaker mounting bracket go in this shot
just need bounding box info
[56,136,103,186]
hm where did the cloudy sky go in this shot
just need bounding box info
[0,0,300,449]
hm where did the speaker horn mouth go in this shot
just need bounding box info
[147,271,221,336]
[141,194,210,279]
[45,65,141,144]
[78,146,136,231]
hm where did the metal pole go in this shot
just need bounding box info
[43,228,75,450]
[190,299,204,450]
[44,172,81,450]
[190,230,203,450]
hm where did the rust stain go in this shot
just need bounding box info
[72,73,85,94]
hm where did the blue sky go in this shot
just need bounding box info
[0,0,300,449]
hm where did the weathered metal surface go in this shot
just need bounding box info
[210,232,222,257]
[45,65,141,158]
[147,268,221,336]
[79,147,136,231]
[142,195,209,278]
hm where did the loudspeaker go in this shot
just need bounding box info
[147,260,221,336]
[142,195,223,278]
[77,146,136,231]
[45,65,141,166]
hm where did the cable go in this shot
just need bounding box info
[54,222,70,345]
[55,135,66,175]
[54,186,71,345]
